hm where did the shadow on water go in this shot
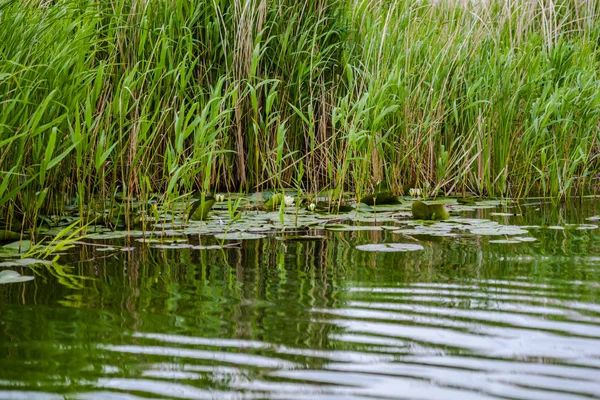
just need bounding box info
[1,199,600,399]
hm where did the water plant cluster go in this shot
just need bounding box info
[2,0,600,235]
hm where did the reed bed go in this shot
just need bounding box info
[1,0,599,231]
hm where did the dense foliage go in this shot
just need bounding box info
[1,0,600,230]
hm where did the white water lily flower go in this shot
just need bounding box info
[284,195,295,206]
[215,193,225,202]
[409,188,421,197]
[308,202,316,211]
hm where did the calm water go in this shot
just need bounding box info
[2,200,600,399]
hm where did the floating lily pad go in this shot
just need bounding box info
[96,247,117,252]
[214,232,266,240]
[0,270,34,284]
[0,231,21,241]
[188,196,216,221]
[135,237,188,244]
[515,236,537,242]
[393,226,457,237]
[0,258,52,267]
[490,212,522,217]
[324,224,383,232]
[86,231,147,240]
[3,240,32,253]
[151,243,194,249]
[411,201,449,221]
[191,243,241,250]
[576,224,598,230]
[469,226,529,236]
[360,192,400,206]
[356,243,424,252]
[489,239,522,244]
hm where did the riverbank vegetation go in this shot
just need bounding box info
[1,0,600,233]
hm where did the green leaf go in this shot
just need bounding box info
[0,270,34,284]
[411,201,449,220]
[356,243,424,252]
[189,196,216,221]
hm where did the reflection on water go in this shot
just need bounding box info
[1,200,600,399]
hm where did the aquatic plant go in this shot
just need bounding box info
[411,201,450,221]
[1,0,599,236]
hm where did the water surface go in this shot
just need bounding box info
[2,199,600,399]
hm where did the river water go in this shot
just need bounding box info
[1,199,600,399]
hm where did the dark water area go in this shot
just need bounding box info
[2,200,600,399]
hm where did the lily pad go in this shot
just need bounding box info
[86,231,147,240]
[3,240,32,253]
[135,237,188,244]
[96,247,117,252]
[191,243,241,250]
[264,193,284,210]
[576,224,598,230]
[515,236,537,242]
[214,232,266,240]
[150,243,194,249]
[469,226,529,236]
[360,192,400,206]
[0,270,34,284]
[188,196,216,221]
[324,224,383,232]
[393,225,457,237]
[356,243,425,252]
[0,231,21,241]
[0,258,52,267]
[490,212,521,217]
[411,201,449,221]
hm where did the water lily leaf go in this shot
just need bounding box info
[361,192,400,206]
[353,215,396,223]
[490,212,522,217]
[86,231,147,240]
[3,240,32,253]
[324,224,383,232]
[188,196,216,221]
[192,243,241,250]
[489,239,522,244]
[214,232,266,240]
[411,201,449,220]
[135,237,188,243]
[586,216,600,221]
[264,193,284,210]
[576,224,598,230]
[393,226,457,237]
[0,270,34,284]
[151,243,194,249]
[515,236,537,242]
[0,258,52,267]
[0,231,21,241]
[356,243,424,252]
[96,247,117,252]
[469,226,529,236]
[456,197,476,205]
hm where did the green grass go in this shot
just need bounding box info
[1,0,600,233]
